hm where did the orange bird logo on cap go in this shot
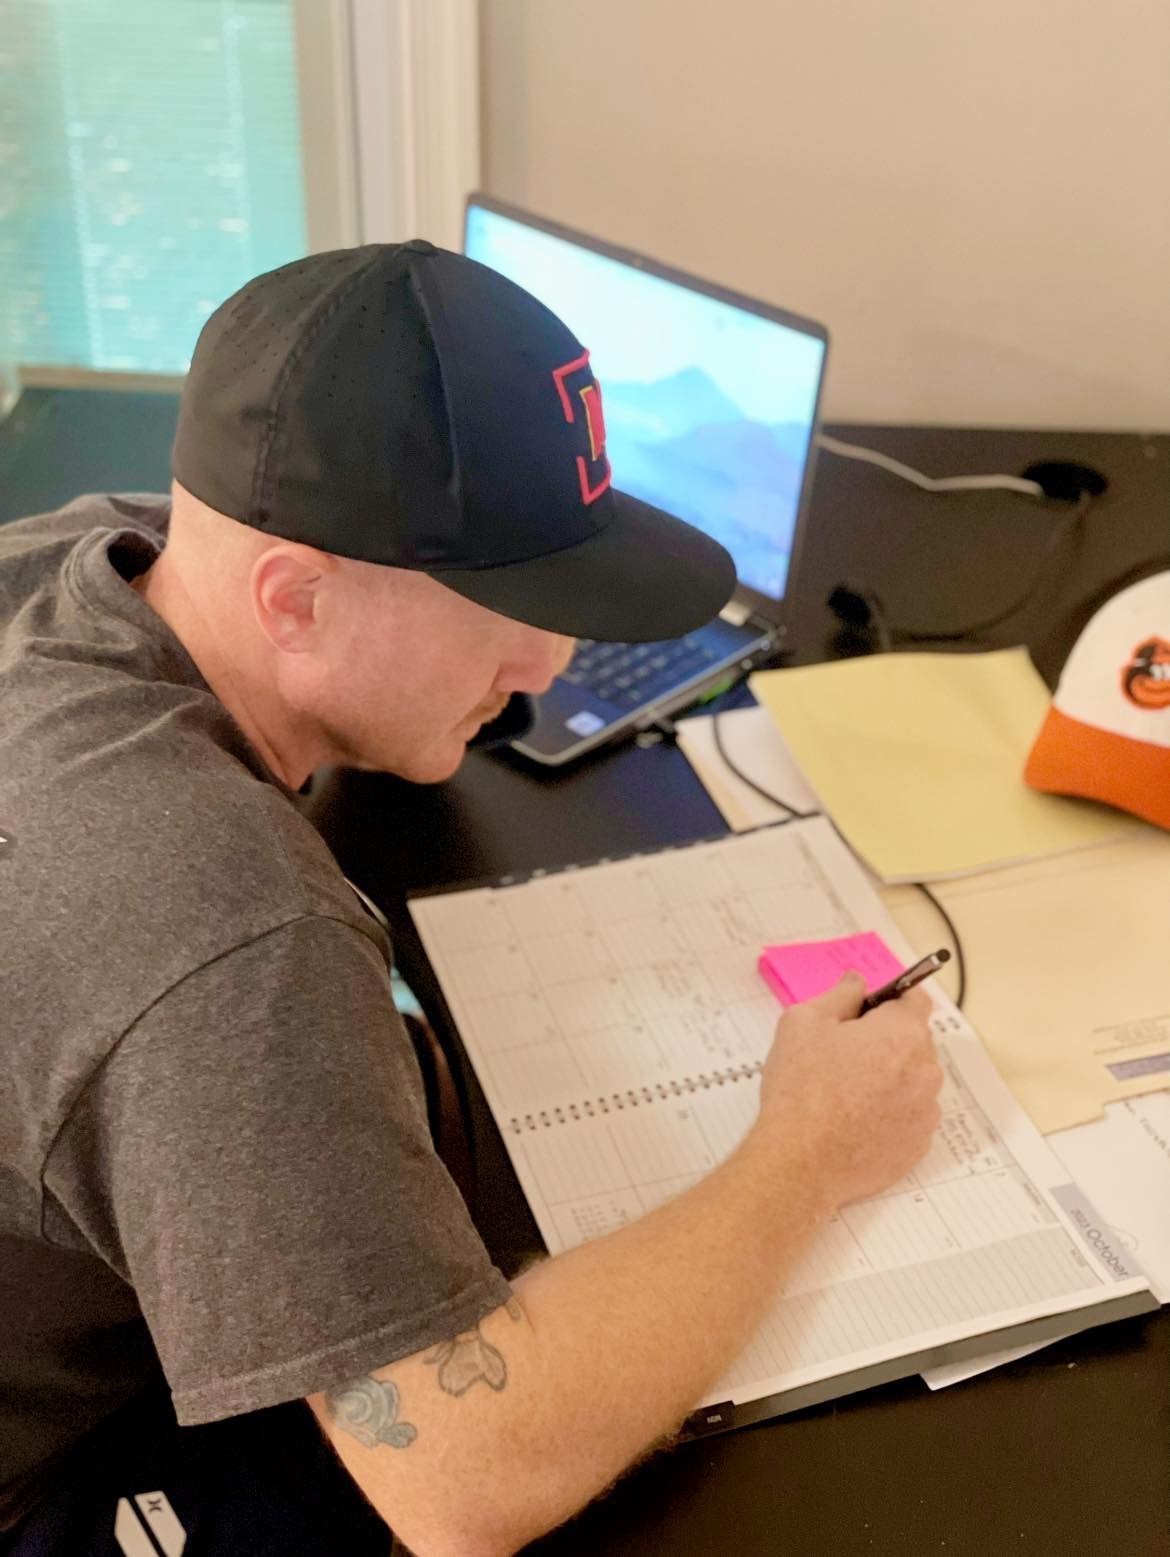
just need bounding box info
[552,349,612,506]
[1122,636,1170,709]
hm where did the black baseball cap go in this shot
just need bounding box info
[172,240,736,642]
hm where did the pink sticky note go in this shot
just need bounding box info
[757,932,906,1006]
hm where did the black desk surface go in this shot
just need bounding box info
[5,398,1167,1553]
[305,426,1170,1556]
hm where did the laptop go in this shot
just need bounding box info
[464,194,830,766]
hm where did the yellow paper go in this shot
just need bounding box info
[749,648,1142,882]
[879,833,1170,1133]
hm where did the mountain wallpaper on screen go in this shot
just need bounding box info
[601,367,810,599]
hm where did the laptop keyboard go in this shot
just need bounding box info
[561,634,726,710]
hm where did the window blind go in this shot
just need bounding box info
[0,0,307,374]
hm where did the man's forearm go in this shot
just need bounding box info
[314,1123,833,1557]
[505,1123,832,1530]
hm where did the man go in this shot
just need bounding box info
[0,241,941,1555]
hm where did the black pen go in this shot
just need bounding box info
[859,949,950,1014]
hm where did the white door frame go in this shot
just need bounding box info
[293,0,480,254]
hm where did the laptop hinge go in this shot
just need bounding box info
[718,598,753,627]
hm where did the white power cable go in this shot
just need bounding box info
[816,433,1045,497]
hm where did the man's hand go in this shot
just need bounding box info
[754,972,943,1210]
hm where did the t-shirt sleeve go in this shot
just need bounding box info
[44,914,513,1426]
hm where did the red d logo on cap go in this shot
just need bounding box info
[552,349,613,506]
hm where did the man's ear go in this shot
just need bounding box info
[251,546,330,652]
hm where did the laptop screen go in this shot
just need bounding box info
[465,199,827,605]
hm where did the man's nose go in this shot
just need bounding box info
[501,630,576,695]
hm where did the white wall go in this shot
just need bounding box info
[479,0,1170,430]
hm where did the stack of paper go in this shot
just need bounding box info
[672,672,1170,1389]
[677,700,1170,1135]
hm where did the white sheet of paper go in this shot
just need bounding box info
[675,705,819,830]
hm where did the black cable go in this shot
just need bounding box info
[907,882,966,1009]
[709,703,966,1008]
[710,700,812,821]
[893,491,1092,644]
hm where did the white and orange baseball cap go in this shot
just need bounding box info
[1025,570,1170,829]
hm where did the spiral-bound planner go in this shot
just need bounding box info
[409,816,1154,1429]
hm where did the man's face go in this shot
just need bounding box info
[310,565,575,783]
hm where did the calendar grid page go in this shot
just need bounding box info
[409,817,1152,1412]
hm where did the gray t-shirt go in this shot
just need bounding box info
[0,495,510,1528]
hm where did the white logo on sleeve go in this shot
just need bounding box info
[114,1491,187,1555]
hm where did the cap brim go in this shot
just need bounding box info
[424,489,737,642]
[1025,705,1170,830]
